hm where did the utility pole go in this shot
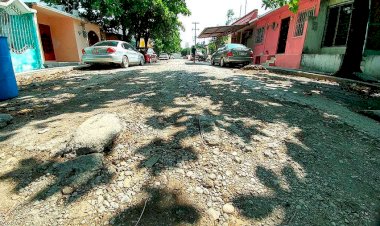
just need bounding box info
[192,22,199,63]
[192,22,200,46]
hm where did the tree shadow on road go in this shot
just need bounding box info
[0,154,112,204]
[0,65,379,225]
[111,187,200,226]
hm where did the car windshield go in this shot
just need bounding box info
[93,41,119,47]
[147,49,155,54]
[227,44,247,49]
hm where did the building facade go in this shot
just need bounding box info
[301,0,380,81]
[252,0,321,69]
[30,3,101,64]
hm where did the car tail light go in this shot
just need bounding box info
[250,51,254,58]
[227,51,233,57]
[107,48,116,54]
[82,49,86,55]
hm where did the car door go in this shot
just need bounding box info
[214,47,224,62]
[122,43,138,64]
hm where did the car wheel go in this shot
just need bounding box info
[211,59,215,65]
[220,58,225,67]
[139,58,144,66]
[120,56,129,68]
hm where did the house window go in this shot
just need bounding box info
[255,27,265,44]
[294,8,315,37]
[323,3,353,47]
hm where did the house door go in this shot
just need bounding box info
[277,17,290,54]
[39,24,56,61]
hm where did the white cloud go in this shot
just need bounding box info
[179,0,269,47]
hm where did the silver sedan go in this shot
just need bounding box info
[82,40,145,68]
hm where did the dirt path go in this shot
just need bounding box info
[0,60,379,226]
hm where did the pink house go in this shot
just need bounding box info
[231,0,321,69]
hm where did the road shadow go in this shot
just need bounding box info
[0,153,112,204]
[0,65,379,224]
[110,187,200,226]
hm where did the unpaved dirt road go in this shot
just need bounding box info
[0,60,379,226]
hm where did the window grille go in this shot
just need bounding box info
[0,9,36,54]
[294,8,315,37]
[323,3,353,47]
[255,27,265,44]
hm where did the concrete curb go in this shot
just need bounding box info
[265,66,380,89]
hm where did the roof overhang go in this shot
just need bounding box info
[32,3,82,21]
[198,24,247,38]
[0,0,36,14]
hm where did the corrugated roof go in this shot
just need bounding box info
[198,24,247,38]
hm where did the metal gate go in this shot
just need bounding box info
[0,8,37,54]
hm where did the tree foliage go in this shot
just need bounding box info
[43,0,190,50]
[262,0,300,12]
[208,9,234,54]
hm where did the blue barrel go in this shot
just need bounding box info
[0,36,18,101]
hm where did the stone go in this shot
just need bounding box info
[54,153,104,188]
[186,171,194,178]
[98,195,104,203]
[222,203,235,214]
[234,156,242,164]
[195,186,204,194]
[123,178,132,188]
[125,171,133,176]
[144,155,160,168]
[203,178,214,188]
[66,113,123,155]
[62,186,74,195]
[207,208,220,221]
[209,173,217,180]
[263,150,274,159]
[0,114,13,128]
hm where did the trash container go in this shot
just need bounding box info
[0,36,18,101]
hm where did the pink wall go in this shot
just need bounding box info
[253,0,321,69]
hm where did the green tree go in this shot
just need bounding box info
[44,0,190,48]
[262,0,371,80]
[226,9,236,25]
[208,9,233,54]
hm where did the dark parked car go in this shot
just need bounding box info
[211,43,253,67]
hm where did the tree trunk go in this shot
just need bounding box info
[121,24,127,41]
[335,0,370,79]
[144,33,149,51]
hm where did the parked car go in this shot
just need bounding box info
[159,53,170,60]
[211,43,253,67]
[82,40,145,68]
[141,48,158,63]
[171,53,182,59]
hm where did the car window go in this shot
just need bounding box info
[227,44,247,49]
[147,49,154,54]
[93,41,119,47]
[123,43,135,50]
